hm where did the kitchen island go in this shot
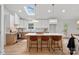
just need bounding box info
[25,33,64,53]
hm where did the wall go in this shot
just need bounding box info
[4,9,10,33]
[56,18,79,37]
[0,6,1,46]
[56,18,64,34]
[0,5,5,54]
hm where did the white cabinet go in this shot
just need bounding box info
[14,13,20,25]
[19,19,24,28]
[10,14,14,27]
[35,20,49,32]
[35,20,49,28]
[10,14,15,31]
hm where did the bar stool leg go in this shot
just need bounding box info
[41,41,42,52]
[47,42,50,52]
[29,43,31,52]
[37,40,38,52]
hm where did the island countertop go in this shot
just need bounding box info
[25,33,63,36]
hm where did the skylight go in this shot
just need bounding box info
[24,4,35,15]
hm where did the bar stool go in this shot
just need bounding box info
[51,36,62,52]
[41,36,50,52]
[29,36,38,52]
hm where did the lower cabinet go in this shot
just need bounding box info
[6,33,17,45]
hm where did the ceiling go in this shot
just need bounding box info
[4,4,79,20]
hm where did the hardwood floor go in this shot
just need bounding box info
[4,39,79,55]
[5,39,28,55]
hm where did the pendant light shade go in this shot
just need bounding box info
[49,4,58,24]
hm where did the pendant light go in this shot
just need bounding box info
[49,4,57,24]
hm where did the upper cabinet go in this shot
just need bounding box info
[10,14,15,31]
[35,20,49,28]
[14,13,20,26]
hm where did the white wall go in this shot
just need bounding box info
[56,18,79,37]
[4,8,10,33]
[56,18,64,34]
[0,6,1,46]
[0,5,5,54]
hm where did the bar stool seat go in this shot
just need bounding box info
[29,36,38,52]
[41,36,50,52]
[51,36,62,52]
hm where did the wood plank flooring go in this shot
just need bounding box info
[5,39,79,55]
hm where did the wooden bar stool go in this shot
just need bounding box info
[41,36,50,52]
[29,36,38,52]
[51,36,62,52]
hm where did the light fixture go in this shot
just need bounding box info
[49,18,57,24]
[77,20,79,24]
[32,20,39,23]
[62,9,66,13]
[35,4,37,6]
[48,10,51,13]
[49,4,58,24]
[18,10,22,13]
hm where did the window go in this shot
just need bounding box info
[24,4,35,15]
[28,23,34,29]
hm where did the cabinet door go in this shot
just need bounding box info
[14,13,20,25]
[10,14,15,30]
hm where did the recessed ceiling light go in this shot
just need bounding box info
[18,10,22,13]
[32,20,39,23]
[62,9,66,13]
[77,21,79,24]
[24,6,26,8]
[48,10,51,13]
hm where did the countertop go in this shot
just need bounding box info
[25,33,63,36]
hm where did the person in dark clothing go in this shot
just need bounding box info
[67,34,76,55]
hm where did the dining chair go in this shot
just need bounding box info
[29,36,38,52]
[41,36,50,52]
